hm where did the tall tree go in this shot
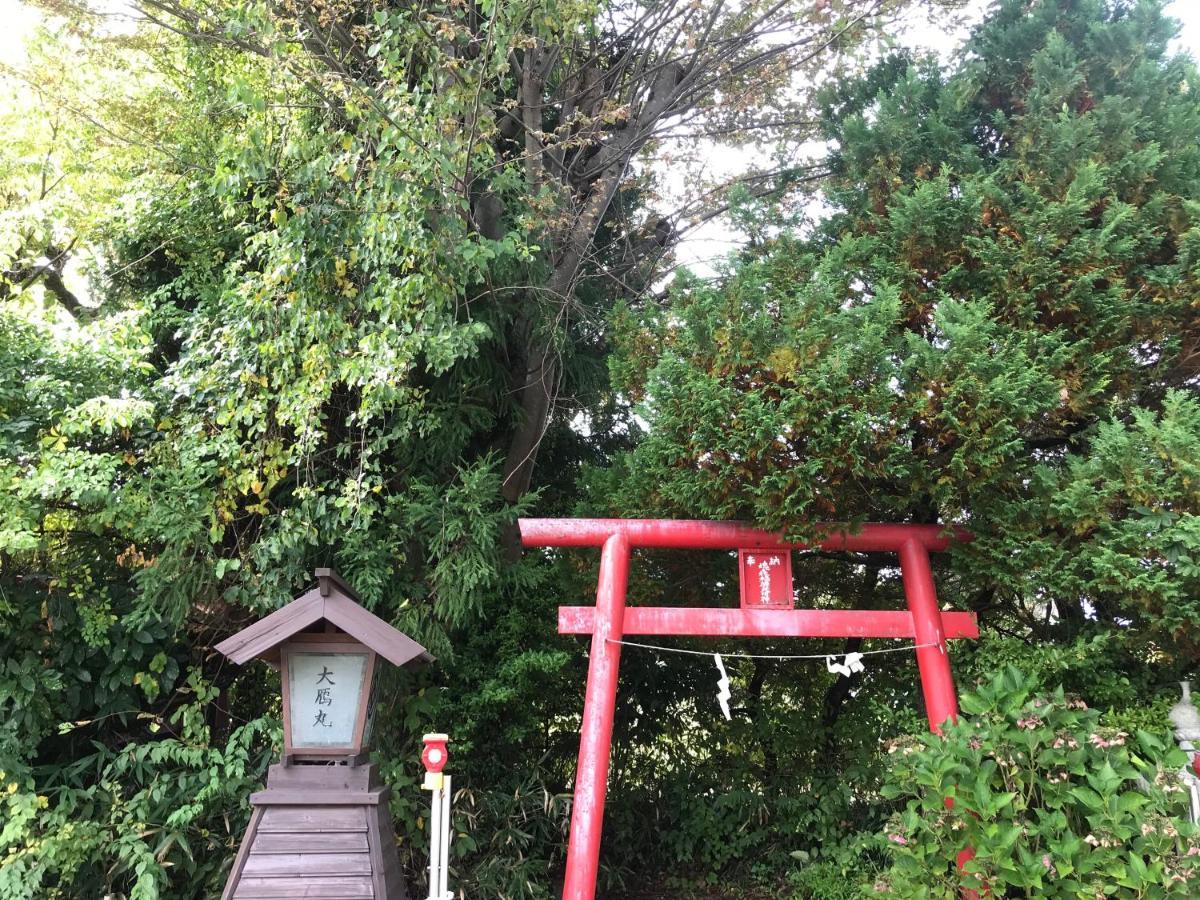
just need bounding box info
[581,1,1200,891]
[116,0,929,508]
[606,0,1200,711]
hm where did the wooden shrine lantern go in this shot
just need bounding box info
[214,569,432,900]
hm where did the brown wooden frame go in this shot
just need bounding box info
[214,570,432,670]
[280,635,377,758]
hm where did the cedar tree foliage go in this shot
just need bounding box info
[608,0,1200,658]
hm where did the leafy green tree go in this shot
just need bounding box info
[0,23,152,319]
[113,0,917,513]
[595,0,1200,890]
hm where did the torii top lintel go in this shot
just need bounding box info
[520,518,978,642]
[518,518,968,553]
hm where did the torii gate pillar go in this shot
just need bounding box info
[567,531,630,898]
[519,518,974,900]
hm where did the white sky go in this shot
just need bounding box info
[674,0,1200,272]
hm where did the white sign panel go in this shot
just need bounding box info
[287,651,368,748]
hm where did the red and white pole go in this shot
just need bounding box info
[422,733,452,900]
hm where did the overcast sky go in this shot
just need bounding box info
[674,0,1200,271]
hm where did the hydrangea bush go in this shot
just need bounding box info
[877,667,1199,897]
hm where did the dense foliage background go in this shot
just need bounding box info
[2,0,1199,897]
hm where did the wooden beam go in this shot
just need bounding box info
[250,788,388,807]
[558,606,979,640]
[521,518,970,553]
[213,574,434,668]
[214,589,325,664]
[323,592,434,667]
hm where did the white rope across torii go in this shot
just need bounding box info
[607,638,940,720]
[607,637,938,660]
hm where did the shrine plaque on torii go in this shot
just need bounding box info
[521,518,978,900]
[738,548,793,609]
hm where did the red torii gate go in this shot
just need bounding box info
[519,518,977,900]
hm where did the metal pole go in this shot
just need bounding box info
[898,538,959,732]
[561,531,630,900]
[428,785,442,900]
[439,775,452,898]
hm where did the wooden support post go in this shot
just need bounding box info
[898,538,958,732]
[898,538,977,895]
[562,531,630,900]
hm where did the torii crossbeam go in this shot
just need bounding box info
[519,518,977,900]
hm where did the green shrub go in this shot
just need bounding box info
[876,667,1199,897]
[785,837,884,899]
[786,861,870,899]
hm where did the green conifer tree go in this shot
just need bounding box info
[610,0,1200,664]
[594,8,1200,884]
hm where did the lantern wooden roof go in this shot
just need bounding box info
[214,568,433,668]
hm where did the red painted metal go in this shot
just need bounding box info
[558,606,979,640]
[958,846,980,898]
[898,538,959,732]
[421,735,449,775]
[738,549,794,609]
[523,518,974,900]
[562,532,630,900]
[519,517,965,552]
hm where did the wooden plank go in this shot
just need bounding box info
[215,590,324,664]
[558,606,979,639]
[316,568,362,601]
[374,802,406,900]
[367,804,388,900]
[262,763,376,792]
[241,852,372,877]
[381,845,405,900]
[251,789,386,807]
[323,592,433,667]
[250,832,369,854]
[234,876,374,899]
[222,806,263,900]
[258,807,368,832]
[214,569,433,668]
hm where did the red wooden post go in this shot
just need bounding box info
[563,531,630,900]
[898,538,977,895]
[898,538,958,732]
